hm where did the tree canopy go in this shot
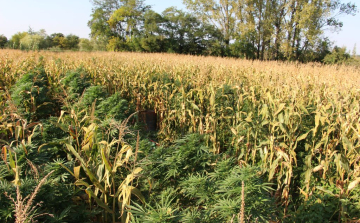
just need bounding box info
[4,29,81,51]
[1,0,357,63]
[85,0,358,62]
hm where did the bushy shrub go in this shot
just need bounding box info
[10,67,55,121]
[134,134,277,222]
[96,92,130,121]
[180,162,277,222]
[60,68,91,102]
[139,133,216,190]
[79,85,107,109]
[0,159,94,223]
[130,188,183,223]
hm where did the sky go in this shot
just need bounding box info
[0,0,358,53]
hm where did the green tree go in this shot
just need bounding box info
[162,7,220,55]
[230,33,257,59]
[281,0,357,61]
[323,46,351,64]
[140,10,166,52]
[107,0,150,40]
[47,33,65,48]
[9,32,28,49]
[64,34,80,49]
[91,36,108,51]
[162,7,194,54]
[240,0,276,60]
[89,0,151,51]
[88,8,114,39]
[88,0,123,50]
[312,37,332,62]
[183,0,238,50]
[270,0,287,60]
[183,0,357,61]
[86,0,357,61]
[46,33,80,50]
[0,35,7,48]
[19,28,49,50]
[106,36,125,51]
[20,34,45,50]
[79,38,94,51]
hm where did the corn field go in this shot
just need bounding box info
[1,49,360,222]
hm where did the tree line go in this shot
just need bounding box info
[87,0,357,62]
[0,0,358,63]
[0,29,81,51]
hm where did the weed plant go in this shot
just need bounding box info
[1,50,360,222]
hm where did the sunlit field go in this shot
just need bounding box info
[1,49,360,222]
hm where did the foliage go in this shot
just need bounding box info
[10,67,56,121]
[62,34,80,50]
[78,85,107,108]
[60,68,92,103]
[135,147,277,222]
[1,62,144,223]
[323,46,352,64]
[7,30,81,51]
[0,147,95,223]
[107,36,126,51]
[0,35,7,49]
[79,38,94,52]
[129,188,182,223]
[95,92,131,121]
[181,162,277,222]
[2,50,360,222]
[8,32,28,49]
[20,34,46,51]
